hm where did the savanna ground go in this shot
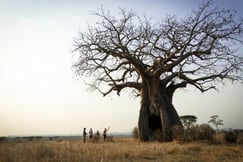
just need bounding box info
[0,136,243,162]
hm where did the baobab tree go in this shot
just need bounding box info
[73,1,243,141]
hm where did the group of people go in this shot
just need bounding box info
[83,127,109,143]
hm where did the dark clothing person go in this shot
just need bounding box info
[96,130,100,138]
[89,128,93,139]
[96,130,100,142]
[103,127,109,141]
[83,128,87,143]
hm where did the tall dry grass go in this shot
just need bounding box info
[0,137,242,162]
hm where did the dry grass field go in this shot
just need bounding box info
[0,137,243,162]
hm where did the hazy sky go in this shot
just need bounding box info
[0,0,243,136]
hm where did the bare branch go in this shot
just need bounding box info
[73,3,243,97]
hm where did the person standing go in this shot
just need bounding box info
[89,128,93,139]
[103,127,109,141]
[96,130,100,142]
[83,128,87,143]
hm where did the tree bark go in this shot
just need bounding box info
[138,78,182,141]
[138,83,151,141]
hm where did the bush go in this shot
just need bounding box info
[172,125,184,140]
[155,129,173,142]
[236,135,243,145]
[0,137,6,142]
[212,133,225,144]
[198,124,215,141]
[163,129,173,142]
[180,124,215,142]
[224,132,238,143]
[155,129,163,142]
[132,127,139,139]
[186,125,200,141]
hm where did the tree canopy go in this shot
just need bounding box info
[208,115,224,132]
[73,1,243,98]
[180,115,197,129]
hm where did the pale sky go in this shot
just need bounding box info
[0,0,243,136]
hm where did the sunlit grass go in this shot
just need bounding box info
[0,137,242,162]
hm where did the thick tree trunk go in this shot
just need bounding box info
[138,83,151,141]
[138,101,150,141]
[138,78,182,141]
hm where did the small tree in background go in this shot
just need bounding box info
[208,115,224,132]
[180,115,197,129]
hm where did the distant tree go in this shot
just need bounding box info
[208,115,224,132]
[73,0,243,141]
[180,115,197,129]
